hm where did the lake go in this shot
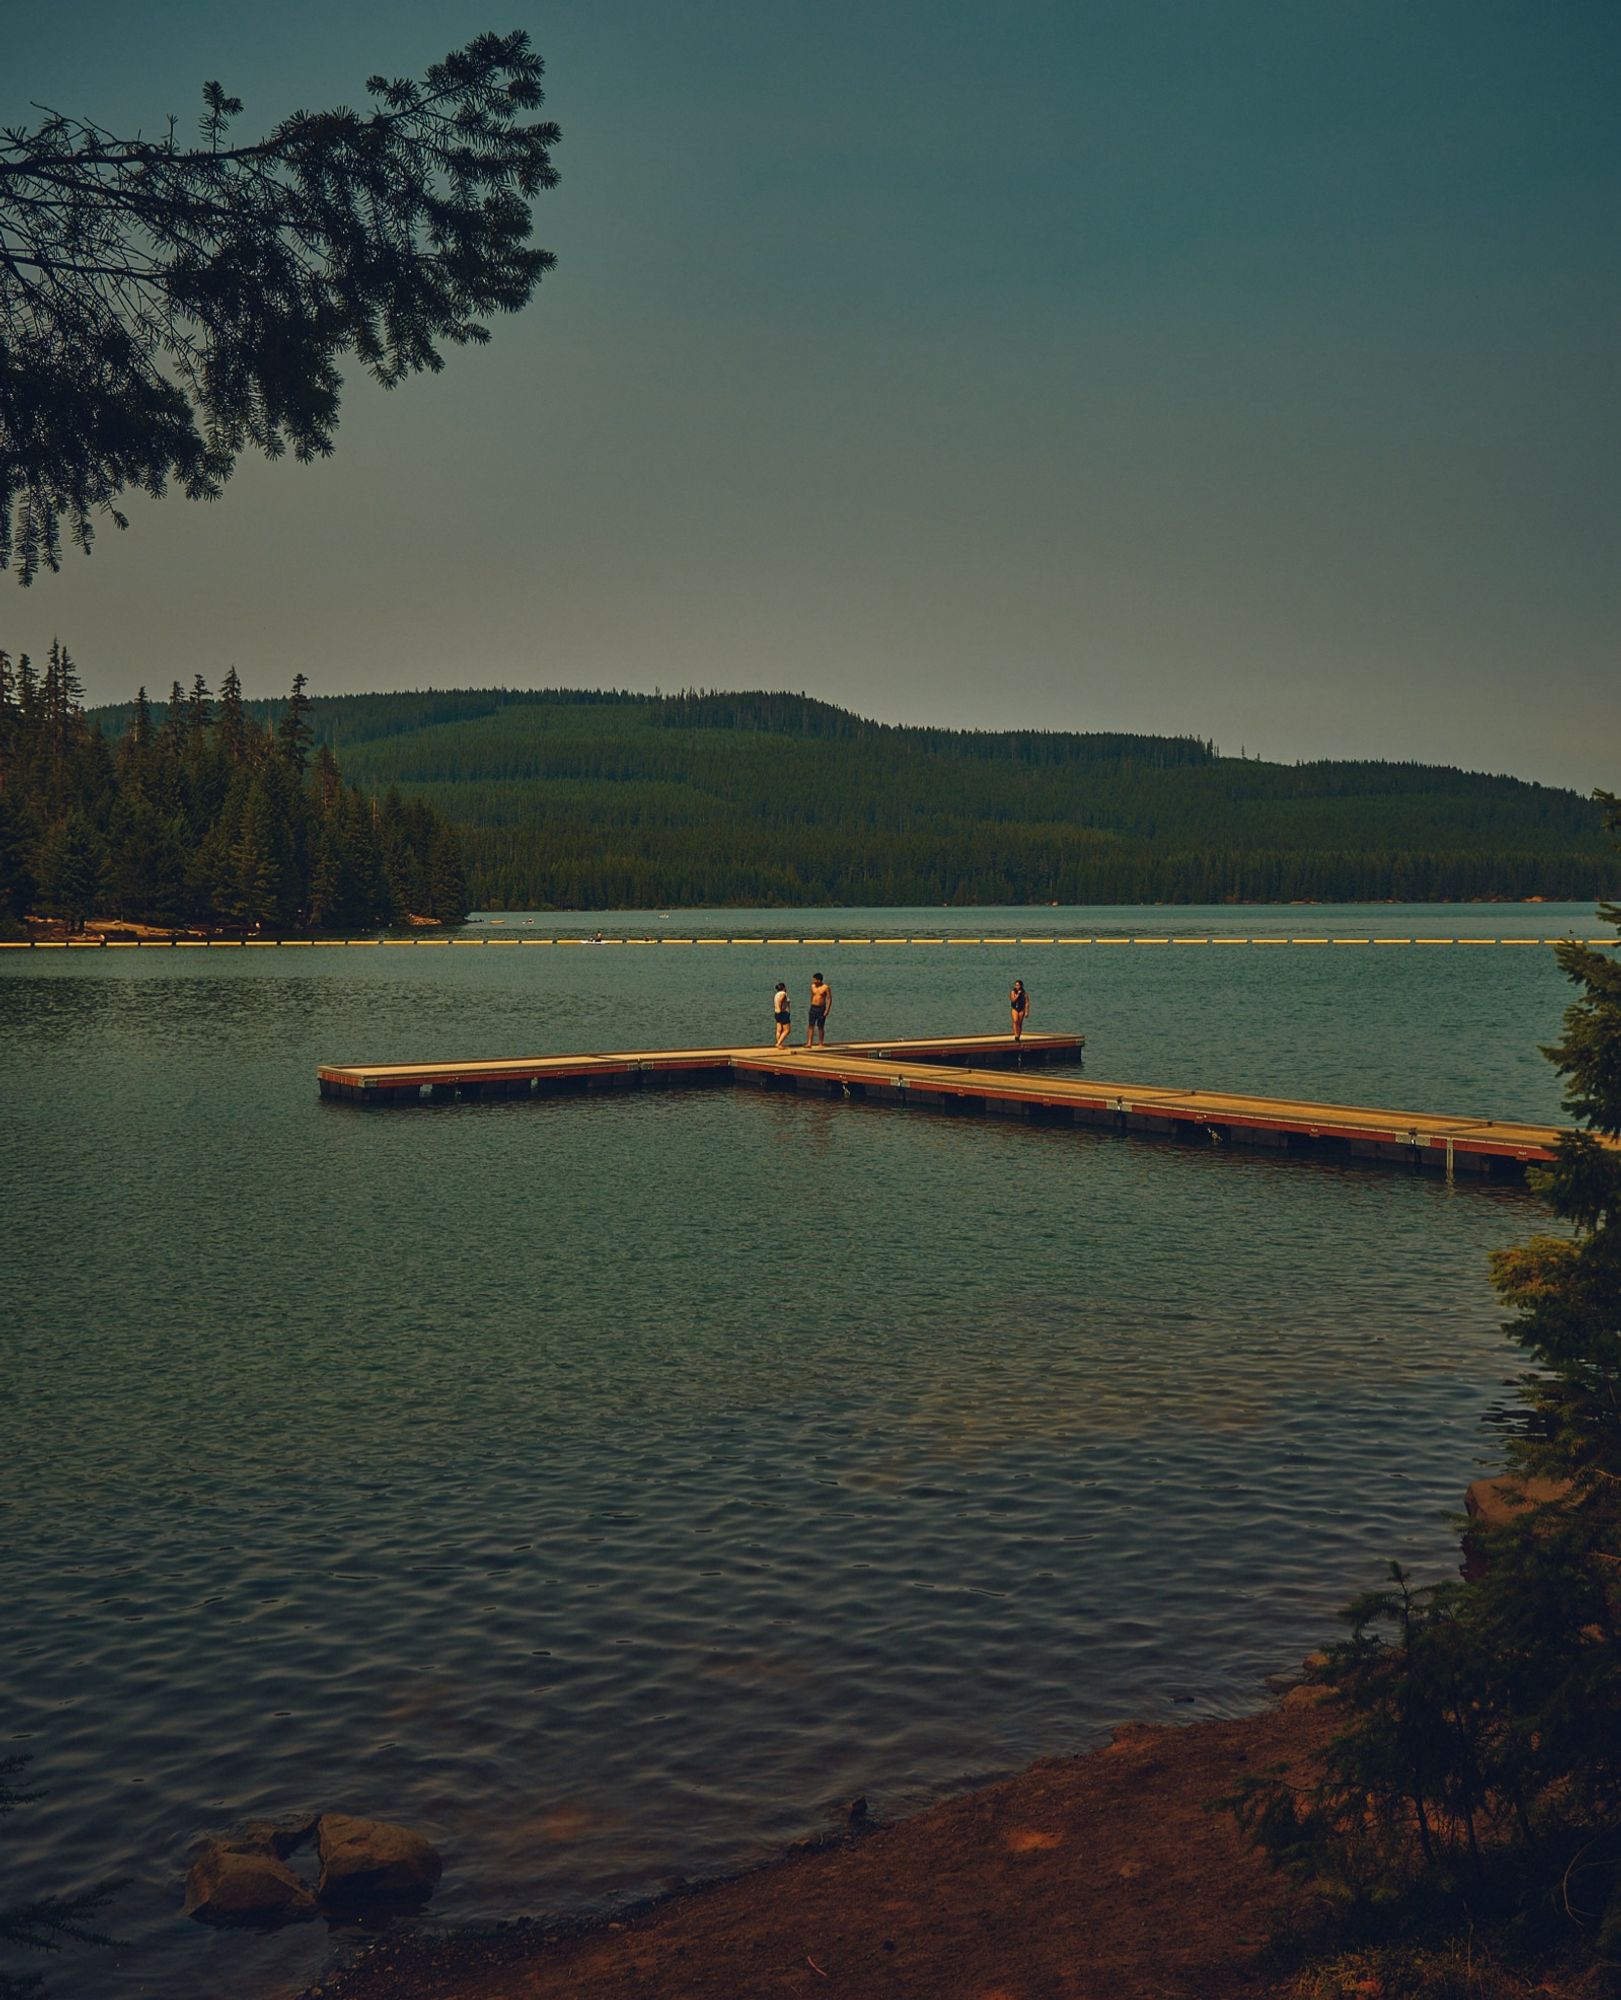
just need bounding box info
[0,903,1591,1998]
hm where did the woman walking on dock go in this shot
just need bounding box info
[1010,978,1030,1042]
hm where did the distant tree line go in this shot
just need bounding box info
[80,684,1617,912]
[91,685,1222,769]
[648,689,1220,766]
[0,647,467,932]
[319,690,1610,909]
[455,831,1606,913]
[88,683,639,753]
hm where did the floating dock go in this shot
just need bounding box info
[732,1052,1577,1175]
[316,1032,1082,1102]
[315,1032,1596,1178]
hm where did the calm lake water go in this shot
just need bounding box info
[0,904,1592,1998]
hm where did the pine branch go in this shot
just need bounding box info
[1,30,560,581]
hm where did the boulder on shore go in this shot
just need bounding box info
[316,1813,442,1907]
[183,1842,319,1927]
[1464,1474,1572,1532]
[1462,1474,1573,1580]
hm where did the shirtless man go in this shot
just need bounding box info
[805,972,832,1047]
[772,981,792,1048]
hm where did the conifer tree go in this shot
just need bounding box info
[105,797,185,922]
[0,650,15,788]
[36,812,106,931]
[277,673,313,777]
[429,822,469,925]
[341,787,392,926]
[14,654,36,728]
[40,640,82,726]
[0,793,36,928]
[184,812,234,926]
[161,682,186,750]
[311,741,342,815]
[1490,786,1621,1513]
[227,780,280,929]
[215,667,247,766]
[1234,791,1621,1965]
[306,819,346,931]
[186,674,211,739]
[2,34,560,581]
[377,786,427,917]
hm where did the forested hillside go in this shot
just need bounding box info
[85,685,1614,910]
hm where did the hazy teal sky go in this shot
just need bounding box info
[6,3,1618,788]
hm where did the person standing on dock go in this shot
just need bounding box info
[806,972,832,1047]
[1010,978,1030,1042]
[773,980,792,1047]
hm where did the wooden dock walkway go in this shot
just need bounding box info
[734,1051,1579,1175]
[316,1031,1598,1177]
[316,1032,1082,1101]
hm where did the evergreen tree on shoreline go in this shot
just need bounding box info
[1233,791,1621,1976]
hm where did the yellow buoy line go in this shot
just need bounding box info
[1,933,1612,952]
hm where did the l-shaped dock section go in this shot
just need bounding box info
[316,1031,1590,1178]
[316,1033,1078,1101]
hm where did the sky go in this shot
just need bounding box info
[5,2,1619,789]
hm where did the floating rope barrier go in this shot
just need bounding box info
[3,934,1613,952]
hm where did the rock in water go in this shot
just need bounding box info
[316,1813,442,1907]
[183,1843,320,1926]
[236,1812,320,1859]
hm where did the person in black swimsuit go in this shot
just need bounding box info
[1010,978,1029,1041]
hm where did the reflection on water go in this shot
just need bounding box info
[0,910,1574,1998]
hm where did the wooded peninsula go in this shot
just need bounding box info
[0,649,468,932]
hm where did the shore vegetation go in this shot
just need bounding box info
[0,649,467,932]
[1234,792,1621,1993]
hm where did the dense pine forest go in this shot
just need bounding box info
[72,681,1618,913]
[0,647,467,933]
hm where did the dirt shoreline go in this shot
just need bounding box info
[14,913,449,942]
[298,1695,1335,2000]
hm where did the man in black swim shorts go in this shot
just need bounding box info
[806,972,832,1047]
